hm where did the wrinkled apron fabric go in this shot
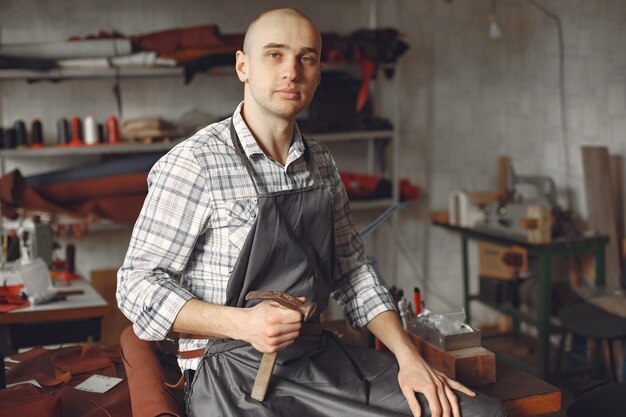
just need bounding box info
[187,122,506,417]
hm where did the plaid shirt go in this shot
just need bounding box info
[117,102,395,370]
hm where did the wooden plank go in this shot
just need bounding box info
[582,146,622,288]
[0,305,109,325]
[611,156,624,243]
[408,333,496,386]
[91,269,131,346]
[478,362,561,417]
[498,156,510,197]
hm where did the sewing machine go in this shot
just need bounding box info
[484,165,559,242]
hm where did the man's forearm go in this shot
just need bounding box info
[171,298,304,353]
[366,310,418,363]
[171,298,247,339]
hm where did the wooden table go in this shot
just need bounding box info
[433,221,608,379]
[477,361,561,417]
[0,279,110,353]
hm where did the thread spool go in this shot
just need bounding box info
[69,116,83,146]
[31,119,44,148]
[413,287,422,316]
[5,128,17,149]
[83,115,98,145]
[66,243,76,274]
[57,118,71,145]
[106,115,120,144]
[97,123,105,143]
[13,120,28,148]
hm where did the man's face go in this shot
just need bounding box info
[236,13,322,121]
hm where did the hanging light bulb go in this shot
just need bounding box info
[489,0,502,39]
[489,16,502,39]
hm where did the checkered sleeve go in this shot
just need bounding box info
[313,143,396,329]
[117,142,212,341]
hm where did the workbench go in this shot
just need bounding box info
[433,221,608,379]
[0,278,109,354]
[477,361,561,417]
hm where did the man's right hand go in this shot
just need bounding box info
[239,300,303,353]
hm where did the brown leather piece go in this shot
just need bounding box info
[50,345,120,377]
[120,326,185,417]
[0,384,62,417]
[5,345,132,417]
[178,348,205,359]
[0,283,30,312]
[34,172,148,204]
[130,25,224,54]
[0,170,146,224]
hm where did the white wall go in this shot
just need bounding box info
[384,0,626,322]
[2,0,625,326]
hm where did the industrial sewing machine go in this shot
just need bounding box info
[449,161,578,242]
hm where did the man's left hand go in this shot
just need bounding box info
[396,348,476,417]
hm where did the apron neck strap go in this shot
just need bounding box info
[229,120,323,195]
[229,120,260,195]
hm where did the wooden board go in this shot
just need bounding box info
[582,146,622,288]
[91,269,131,346]
[408,333,496,386]
[478,362,561,417]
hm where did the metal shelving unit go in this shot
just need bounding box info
[0,129,397,214]
[0,62,356,82]
[0,0,402,280]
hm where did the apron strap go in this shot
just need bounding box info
[229,121,261,195]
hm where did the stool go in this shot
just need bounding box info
[556,302,626,382]
[567,383,626,417]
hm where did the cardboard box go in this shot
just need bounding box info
[478,242,528,280]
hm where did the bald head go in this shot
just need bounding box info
[243,8,322,54]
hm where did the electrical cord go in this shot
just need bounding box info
[110,32,124,120]
[395,233,459,310]
[526,0,572,210]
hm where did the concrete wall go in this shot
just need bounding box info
[385,0,626,322]
[1,0,625,325]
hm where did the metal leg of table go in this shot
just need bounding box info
[538,252,553,379]
[594,243,606,287]
[462,236,471,323]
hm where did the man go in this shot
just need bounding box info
[117,8,507,417]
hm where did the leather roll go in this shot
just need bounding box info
[120,326,184,417]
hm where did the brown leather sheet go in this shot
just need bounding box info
[120,326,185,417]
[3,345,132,417]
[130,25,225,54]
[0,170,146,224]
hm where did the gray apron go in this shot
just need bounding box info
[186,122,507,417]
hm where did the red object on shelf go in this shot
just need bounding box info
[69,116,84,146]
[107,116,120,144]
[413,287,421,316]
[400,178,421,201]
[0,283,28,312]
